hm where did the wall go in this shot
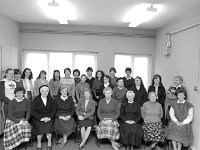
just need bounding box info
[0,13,19,48]
[19,24,156,75]
[155,8,200,150]
[0,13,19,76]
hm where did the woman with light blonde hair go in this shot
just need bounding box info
[96,87,120,150]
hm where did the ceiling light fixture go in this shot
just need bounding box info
[123,3,163,27]
[39,0,77,24]
[48,0,59,7]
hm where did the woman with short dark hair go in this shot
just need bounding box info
[3,87,31,150]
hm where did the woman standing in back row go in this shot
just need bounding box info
[21,68,34,102]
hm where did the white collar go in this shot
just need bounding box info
[174,84,182,89]
[61,95,68,101]
[177,100,185,103]
[15,97,24,102]
[125,76,131,80]
[87,76,93,80]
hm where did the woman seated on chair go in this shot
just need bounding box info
[3,87,31,150]
[76,89,96,149]
[141,92,165,150]
[120,91,143,150]
[96,87,120,150]
[31,85,56,150]
[165,89,193,150]
[54,86,76,148]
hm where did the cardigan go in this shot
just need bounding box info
[8,98,30,123]
[76,98,96,119]
[148,85,166,106]
[55,96,75,118]
[86,77,95,90]
[22,79,33,98]
[97,98,120,121]
[130,85,148,107]
[123,77,134,90]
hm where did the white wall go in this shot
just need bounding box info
[155,8,200,150]
[0,13,19,48]
[19,24,156,75]
[0,13,19,75]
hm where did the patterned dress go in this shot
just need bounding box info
[142,101,165,143]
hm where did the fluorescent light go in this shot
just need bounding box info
[39,0,77,24]
[123,3,163,27]
[58,18,68,24]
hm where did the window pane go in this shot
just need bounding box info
[114,55,132,77]
[49,52,73,78]
[74,54,97,75]
[133,57,149,88]
[24,52,48,81]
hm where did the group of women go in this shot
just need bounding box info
[0,67,193,150]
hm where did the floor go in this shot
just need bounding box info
[0,134,128,150]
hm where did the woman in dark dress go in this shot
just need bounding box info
[76,89,96,148]
[31,85,56,150]
[123,67,134,90]
[98,75,114,100]
[73,69,81,87]
[92,70,104,102]
[130,76,148,108]
[120,91,143,150]
[148,74,166,123]
[54,86,76,148]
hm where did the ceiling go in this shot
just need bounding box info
[0,0,200,29]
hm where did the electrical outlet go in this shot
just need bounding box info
[194,86,198,91]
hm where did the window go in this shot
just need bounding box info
[114,54,151,88]
[23,50,97,80]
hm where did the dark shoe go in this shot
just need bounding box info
[47,146,52,150]
[79,144,85,149]
[36,147,42,150]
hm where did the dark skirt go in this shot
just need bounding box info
[120,122,143,146]
[27,91,33,102]
[79,118,94,128]
[165,121,193,147]
[32,118,54,135]
[142,122,165,143]
[55,117,76,136]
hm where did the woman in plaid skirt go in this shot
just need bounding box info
[3,87,31,150]
[96,87,120,150]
